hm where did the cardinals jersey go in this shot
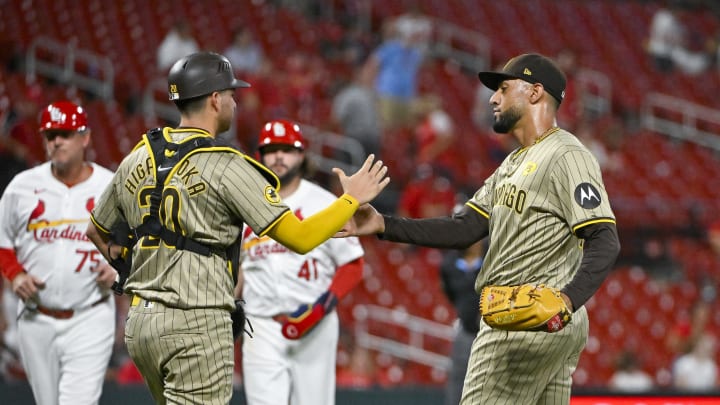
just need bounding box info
[0,162,114,309]
[241,179,364,316]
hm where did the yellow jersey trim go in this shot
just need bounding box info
[465,202,490,219]
[89,215,111,235]
[572,218,616,234]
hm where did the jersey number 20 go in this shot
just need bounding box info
[137,187,183,248]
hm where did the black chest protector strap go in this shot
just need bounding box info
[132,128,225,258]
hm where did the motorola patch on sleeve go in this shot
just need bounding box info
[574,183,601,209]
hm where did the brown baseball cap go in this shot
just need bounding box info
[478,53,567,104]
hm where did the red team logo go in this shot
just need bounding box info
[28,199,46,225]
[26,198,91,242]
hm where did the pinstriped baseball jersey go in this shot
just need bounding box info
[467,128,615,292]
[91,127,289,311]
[460,127,612,404]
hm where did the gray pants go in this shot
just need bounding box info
[125,298,234,405]
[460,308,589,405]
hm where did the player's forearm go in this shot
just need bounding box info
[267,194,359,254]
[0,248,24,281]
[86,221,112,261]
[561,222,621,311]
[328,258,364,299]
[380,206,488,249]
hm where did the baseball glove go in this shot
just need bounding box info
[479,284,571,333]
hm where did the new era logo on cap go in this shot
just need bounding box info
[478,53,567,104]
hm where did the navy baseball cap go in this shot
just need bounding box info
[478,53,567,104]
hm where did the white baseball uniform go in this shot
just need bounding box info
[0,161,116,405]
[241,179,364,405]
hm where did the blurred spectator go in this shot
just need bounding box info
[439,236,484,405]
[1,86,44,168]
[411,93,458,178]
[672,332,718,390]
[365,20,425,131]
[555,48,583,131]
[393,5,433,54]
[608,351,654,392]
[666,298,712,357]
[224,28,264,75]
[156,21,199,72]
[331,65,382,158]
[645,2,711,75]
[234,59,288,151]
[396,164,455,219]
[285,52,323,121]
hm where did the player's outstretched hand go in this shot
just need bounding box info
[332,154,390,206]
[335,203,385,237]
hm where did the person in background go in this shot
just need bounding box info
[157,20,199,72]
[240,120,366,405]
[411,93,458,178]
[331,65,382,159]
[608,350,654,393]
[224,27,264,75]
[645,1,711,75]
[672,332,718,390]
[393,4,433,54]
[396,164,455,220]
[364,19,425,131]
[0,100,116,404]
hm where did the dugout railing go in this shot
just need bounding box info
[352,304,455,371]
[25,36,114,101]
[642,92,720,151]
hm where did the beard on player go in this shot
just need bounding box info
[275,160,303,185]
[493,106,523,134]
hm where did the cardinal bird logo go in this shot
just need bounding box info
[29,200,45,223]
[26,200,46,231]
[86,197,95,213]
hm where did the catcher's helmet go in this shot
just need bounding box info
[39,101,88,132]
[168,52,250,101]
[258,120,307,152]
